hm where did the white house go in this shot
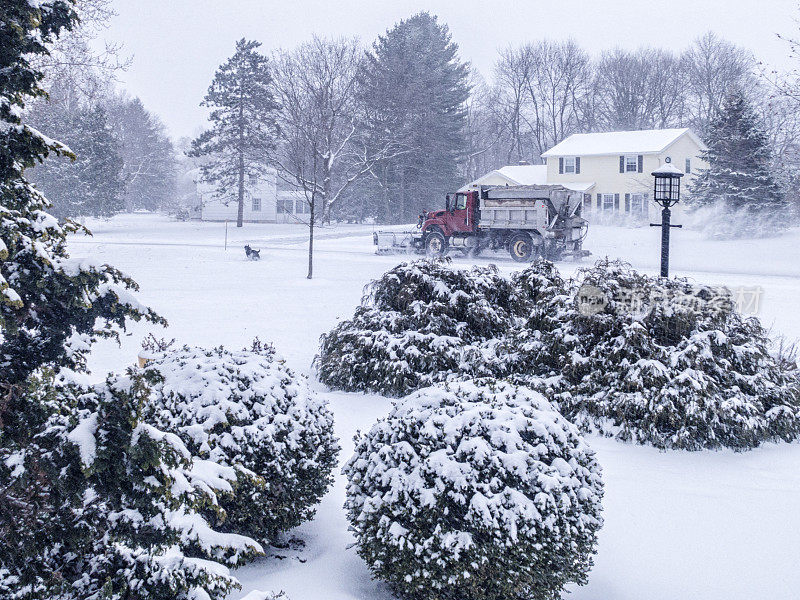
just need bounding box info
[194,168,309,224]
[541,128,707,220]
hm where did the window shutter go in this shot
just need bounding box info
[619,156,625,173]
[559,158,564,174]
[637,155,643,173]
[575,157,581,174]
[614,193,620,210]
[685,158,691,174]
[625,193,630,212]
[596,193,602,209]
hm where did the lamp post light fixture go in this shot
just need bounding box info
[650,163,685,277]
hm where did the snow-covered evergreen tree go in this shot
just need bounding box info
[316,259,531,396]
[1,370,262,599]
[689,88,791,237]
[141,343,339,550]
[358,13,470,223]
[344,380,604,600]
[0,0,161,385]
[189,39,279,228]
[1,6,245,597]
[28,99,126,218]
[107,95,177,212]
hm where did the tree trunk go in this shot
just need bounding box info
[383,164,390,224]
[399,167,406,224]
[307,195,315,279]
[236,150,245,228]
[322,157,332,224]
[236,78,245,228]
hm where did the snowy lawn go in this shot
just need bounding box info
[70,213,800,600]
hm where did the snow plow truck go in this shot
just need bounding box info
[374,184,590,262]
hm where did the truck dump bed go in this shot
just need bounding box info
[479,185,582,231]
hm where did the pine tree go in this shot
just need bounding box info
[358,13,470,223]
[0,4,233,596]
[690,88,790,237]
[107,96,177,212]
[189,39,279,228]
[29,102,125,218]
[1,0,161,386]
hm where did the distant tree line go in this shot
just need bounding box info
[24,0,177,219]
[219,20,799,228]
[30,4,800,232]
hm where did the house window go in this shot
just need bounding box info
[564,157,576,174]
[625,155,638,173]
[249,174,258,185]
[685,158,691,174]
[602,193,615,211]
[277,198,292,214]
[251,198,261,212]
[630,193,646,214]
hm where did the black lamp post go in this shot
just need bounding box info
[649,164,684,277]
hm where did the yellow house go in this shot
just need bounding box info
[541,128,707,220]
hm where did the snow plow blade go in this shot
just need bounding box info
[373,230,423,254]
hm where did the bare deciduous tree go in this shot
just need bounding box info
[526,40,592,155]
[272,36,403,277]
[681,32,755,136]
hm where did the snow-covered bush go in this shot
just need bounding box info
[316,259,533,396]
[343,380,604,600]
[142,343,339,550]
[510,259,800,450]
[0,371,259,600]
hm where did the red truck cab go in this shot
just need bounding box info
[420,191,478,237]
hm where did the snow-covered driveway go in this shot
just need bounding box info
[70,214,800,600]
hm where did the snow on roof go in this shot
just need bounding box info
[541,128,706,157]
[495,165,548,185]
[561,181,595,192]
[460,164,548,191]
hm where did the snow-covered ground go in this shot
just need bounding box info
[69,213,800,600]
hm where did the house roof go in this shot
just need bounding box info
[541,128,706,157]
[460,164,548,191]
[495,165,549,185]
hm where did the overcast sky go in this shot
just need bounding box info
[96,0,800,140]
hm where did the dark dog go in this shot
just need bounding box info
[244,245,261,261]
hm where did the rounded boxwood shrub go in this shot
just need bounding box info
[142,342,339,549]
[343,379,604,600]
[316,259,534,396]
[510,259,800,450]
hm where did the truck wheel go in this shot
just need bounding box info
[425,230,448,257]
[509,232,536,262]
